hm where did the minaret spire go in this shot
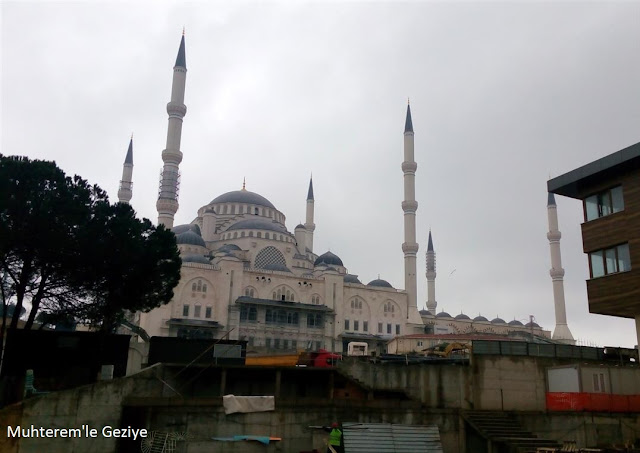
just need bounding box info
[117,136,134,203]
[157,33,188,228]
[547,192,575,344]
[426,230,437,313]
[402,102,419,315]
[304,175,316,252]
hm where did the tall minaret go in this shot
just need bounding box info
[402,102,419,315]
[547,192,575,344]
[156,33,187,229]
[117,136,133,204]
[304,176,315,253]
[426,230,437,313]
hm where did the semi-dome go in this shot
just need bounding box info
[525,321,540,328]
[436,311,452,318]
[181,254,211,264]
[508,319,524,326]
[473,315,489,322]
[262,263,292,273]
[344,274,362,284]
[173,223,201,235]
[227,218,289,234]
[218,244,242,253]
[176,230,206,247]
[210,190,276,209]
[314,251,343,267]
[367,279,393,288]
[419,309,432,316]
[295,224,306,230]
[491,317,506,324]
[455,313,470,320]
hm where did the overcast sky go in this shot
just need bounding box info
[2,1,639,348]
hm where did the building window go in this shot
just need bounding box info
[194,305,201,318]
[363,321,368,332]
[354,320,359,331]
[378,322,383,333]
[417,341,423,347]
[248,336,254,346]
[192,279,207,293]
[593,373,606,393]
[350,299,363,309]
[274,338,280,349]
[292,339,297,350]
[384,302,395,313]
[584,186,624,221]
[240,305,258,322]
[265,338,271,349]
[205,306,212,319]
[307,313,324,328]
[245,287,255,297]
[589,243,631,278]
[387,323,391,334]
[396,324,400,335]
[344,319,350,331]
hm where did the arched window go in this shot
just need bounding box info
[279,235,283,241]
[265,233,270,239]
[192,279,208,294]
[257,232,262,238]
[249,231,254,237]
[241,232,245,237]
[244,287,255,297]
[254,207,259,215]
[234,232,238,238]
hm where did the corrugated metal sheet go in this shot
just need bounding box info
[342,423,443,453]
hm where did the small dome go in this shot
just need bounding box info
[314,251,343,267]
[181,254,211,264]
[218,244,242,253]
[295,224,306,230]
[176,230,206,247]
[473,315,489,322]
[508,319,524,326]
[525,321,540,328]
[419,309,432,316]
[173,223,201,235]
[491,317,506,324]
[455,313,470,320]
[436,311,452,318]
[367,279,393,288]
[210,190,276,209]
[344,274,362,284]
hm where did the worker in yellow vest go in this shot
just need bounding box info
[327,422,343,453]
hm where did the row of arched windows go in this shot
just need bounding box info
[220,230,294,243]
[273,287,295,302]
[383,302,396,313]
[211,203,285,224]
[192,279,207,293]
[350,298,363,310]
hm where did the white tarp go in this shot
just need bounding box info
[222,395,275,415]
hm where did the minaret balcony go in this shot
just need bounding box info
[166,101,187,117]
[547,231,562,241]
[550,268,565,279]
[401,200,418,212]
[401,161,417,173]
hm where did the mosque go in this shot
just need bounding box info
[116,34,572,354]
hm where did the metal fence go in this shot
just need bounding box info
[472,340,637,362]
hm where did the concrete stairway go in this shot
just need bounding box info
[462,410,561,453]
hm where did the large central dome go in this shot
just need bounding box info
[210,190,276,209]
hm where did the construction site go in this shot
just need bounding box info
[1,330,639,453]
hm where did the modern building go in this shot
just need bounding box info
[548,141,640,346]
